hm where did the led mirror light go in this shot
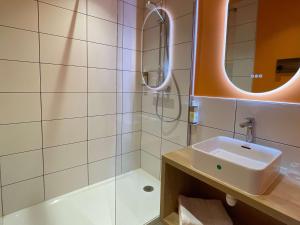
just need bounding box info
[223,0,300,96]
[141,7,174,91]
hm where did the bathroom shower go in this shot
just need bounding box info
[142,1,182,122]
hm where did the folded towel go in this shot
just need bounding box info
[178,196,233,225]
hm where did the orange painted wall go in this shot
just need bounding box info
[252,0,300,92]
[194,0,300,103]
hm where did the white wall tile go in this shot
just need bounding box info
[88,0,118,22]
[88,93,116,116]
[142,92,162,115]
[88,157,115,184]
[122,131,141,153]
[0,61,40,92]
[41,64,87,92]
[235,100,300,147]
[0,0,38,31]
[123,0,143,8]
[190,125,234,145]
[88,68,116,92]
[123,93,142,113]
[123,26,141,50]
[162,94,189,121]
[43,117,87,147]
[2,177,44,215]
[39,3,86,40]
[165,0,194,19]
[122,71,142,92]
[195,96,236,131]
[0,93,41,124]
[40,34,87,66]
[122,112,142,133]
[0,27,39,62]
[45,165,88,200]
[42,93,87,120]
[122,49,141,71]
[162,120,188,146]
[1,150,43,186]
[88,115,116,139]
[124,3,143,28]
[141,151,160,180]
[0,122,42,156]
[88,16,117,45]
[41,0,87,13]
[168,69,191,96]
[121,150,140,173]
[161,139,183,156]
[44,142,87,174]
[173,14,193,44]
[88,136,116,162]
[234,133,300,169]
[88,43,116,69]
[142,112,161,136]
[115,49,121,72]
[172,42,192,70]
[141,132,161,158]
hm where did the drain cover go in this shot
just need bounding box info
[143,185,154,192]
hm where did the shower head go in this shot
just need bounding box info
[146,1,164,22]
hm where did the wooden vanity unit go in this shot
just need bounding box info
[160,148,300,225]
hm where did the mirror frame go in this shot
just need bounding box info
[141,7,174,91]
[222,0,300,96]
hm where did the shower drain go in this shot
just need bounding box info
[143,185,154,192]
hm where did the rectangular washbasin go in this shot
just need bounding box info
[191,136,282,195]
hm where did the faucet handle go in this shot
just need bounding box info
[245,117,255,123]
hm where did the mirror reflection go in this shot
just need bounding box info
[141,6,171,89]
[225,0,300,93]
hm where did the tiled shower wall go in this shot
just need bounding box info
[191,96,300,169]
[0,0,143,215]
[141,0,195,179]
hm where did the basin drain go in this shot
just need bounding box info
[143,185,154,192]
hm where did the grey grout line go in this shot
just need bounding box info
[115,1,121,221]
[233,99,238,135]
[36,0,46,201]
[143,40,193,52]
[1,150,142,188]
[228,20,256,28]
[86,0,90,185]
[141,149,161,161]
[0,59,143,73]
[0,151,3,216]
[1,176,44,188]
[141,111,188,123]
[38,0,143,30]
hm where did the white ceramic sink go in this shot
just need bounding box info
[192,136,282,195]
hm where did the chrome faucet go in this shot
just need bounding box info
[239,118,255,143]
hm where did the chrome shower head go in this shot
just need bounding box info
[146,1,164,22]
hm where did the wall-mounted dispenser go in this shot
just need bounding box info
[189,100,200,125]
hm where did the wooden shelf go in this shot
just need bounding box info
[163,212,179,225]
[160,148,300,225]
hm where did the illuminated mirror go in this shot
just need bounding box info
[225,0,300,93]
[141,5,173,91]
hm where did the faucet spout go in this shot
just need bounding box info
[239,118,255,143]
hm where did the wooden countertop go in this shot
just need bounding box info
[163,148,300,225]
